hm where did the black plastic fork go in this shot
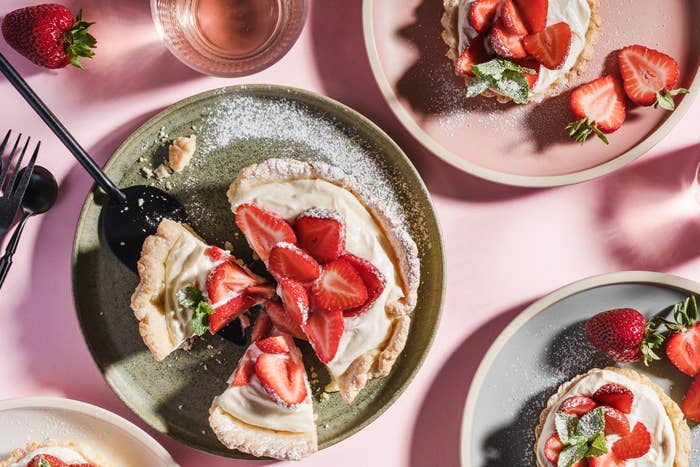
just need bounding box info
[0,130,39,236]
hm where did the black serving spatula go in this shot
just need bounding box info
[0,53,187,272]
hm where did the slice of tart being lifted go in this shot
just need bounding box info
[130,219,273,361]
[227,158,420,403]
[209,322,317,461]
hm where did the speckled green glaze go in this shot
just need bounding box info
[71,85,445,458]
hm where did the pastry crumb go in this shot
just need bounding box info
[168,135,197,172]
[140,167,153,179]
[154,163,172,180]
[137,198,144,207]
[224,241,234,250]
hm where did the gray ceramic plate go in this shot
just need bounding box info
[461,271,700,467]
[72,85,444,457]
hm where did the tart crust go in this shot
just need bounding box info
[441,0,601,103]
[227,158,420,403]
[533,367,691,467]
[0,439,105,467]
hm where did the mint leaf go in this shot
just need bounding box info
[191,301,215,336]
[586,432,608,457]
[177,286,204,308]
[558,444,587,467]
[577,407,605,438]
[38,459,51,467]
[555,413,578,444]
[466,76,491,98]
[468,59,535,104]
[497,69,530,104]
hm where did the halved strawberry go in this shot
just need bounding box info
[294,208,346,264]
[557,395,597,416]
[681,373,700,422]
[455,36,488,77]
[268,242,321,283]
[340,254,386,317]
[515,57,540,89]
[264,300,306,340]
[251,310,272,342]
[543,433,563,463]
[230,352,255,386]
[612,422,651,459]
[245,284,276,301]
[468,0,500,33]
[277,278,310,325]
[311,259,368,311]
[235,203,297,262]
[514,0,547,33]
[488,19,526,59]
[602,406,631,436]
[207,260,261,305]
[205,245,226,261]
[256,335,290,354]
[666,322,700,377]
[209,294,256,334]
[500,0,527,36]
[617,44,688,110]
[588,451,626,467]
[593,383,634,414]
[523,22,571,70]
[255,352,307,406]
[567,76,626,144]
[303,308,344,363]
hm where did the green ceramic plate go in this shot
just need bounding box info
[72,85,444,457]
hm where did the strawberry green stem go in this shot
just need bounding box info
[63,9,97,69]
[565,118,609,145]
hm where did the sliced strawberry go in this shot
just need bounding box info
[255,352,307,406]
[567,76,626,144]
[205,245,226,261]
[515,57,540,89]
[455,36,488,77]
[612,422,651,459]
[514,0,547,33]
[557,395,597,416]
[311,259,368,311]
[245,284,276,301]
[592,383,634,414]
[681,373,700,422]
[303,308,344,363]
[543,433,563,463]
[340,253,386,317]
[277,278,310,325]
[617,44,688,110]
[523,22,571,70]
[588,451,626,467]
[209,294,256,334]
[468,0,500,33]
[207,260,261,305]
[500,0,528,36]
[256,335,290,354]
[28,456,69,467]
[294,208,346,264]
[268,242,321,283]
[230,352,255,386]
[488,19,526,59]
[235,203,297,262]
[263,300,306,340]
[666,322,700,376]
[251,309,272,342]
[603,406,631,436]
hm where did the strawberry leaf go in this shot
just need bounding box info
[62,9,97,69]
[565,118,609,145]
[655,88,690,111]
[38,459,51,467]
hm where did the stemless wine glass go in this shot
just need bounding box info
[151,0,307,77]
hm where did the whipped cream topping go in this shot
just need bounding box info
[9,446,88,467]
[457,0,479,54]
[230,178,404,377]
[217,337,314,433]
[536,369,675,467]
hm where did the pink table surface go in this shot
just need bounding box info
[1,1,699,466]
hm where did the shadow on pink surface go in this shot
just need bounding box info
[308,1,538,203]
[409,300,533,467]
[598,143,700,270]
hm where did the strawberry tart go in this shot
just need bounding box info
[0,439,102,467]
[534,367,690,467]
[441,0,600,103]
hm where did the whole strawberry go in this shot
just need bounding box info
[2,4,96,69]
[585,307,663,364]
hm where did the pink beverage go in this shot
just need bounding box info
[194,0,281,58]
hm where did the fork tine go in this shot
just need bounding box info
[0,132,22,193]
[0,130,10,175]
[3,135,29,194]
[8,140,39,207]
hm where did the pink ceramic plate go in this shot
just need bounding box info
[363,0,700,187]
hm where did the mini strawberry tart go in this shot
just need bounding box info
[0,439,102,467]
[441,0,600,103]
[227,158,420,403]
[534,367,690,467]
[209,331,316,460]
[130,219,272,361]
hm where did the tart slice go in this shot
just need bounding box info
[227,158,420,403]
[0,439,103,467]
[209,332,317,460]
[534,367,690,467]
[130,219,269,361]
